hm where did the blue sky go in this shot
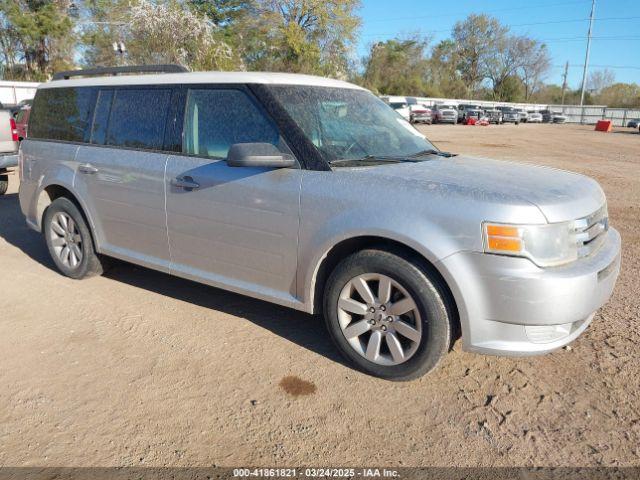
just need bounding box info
[356,0,640,88]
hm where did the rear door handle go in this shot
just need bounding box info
[171,176,200,190]
[78,164,99,174]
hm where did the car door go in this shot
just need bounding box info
[74,87,173,271]
[165,87,303,305]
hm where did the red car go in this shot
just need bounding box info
[14,106,30,141]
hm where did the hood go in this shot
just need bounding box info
[343,156,605,223]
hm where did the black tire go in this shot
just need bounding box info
[43,197,108,279]
[0,175,8,196]
[323,249,452,381]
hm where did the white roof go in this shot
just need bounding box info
[40,71,367,91]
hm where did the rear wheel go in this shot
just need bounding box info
[0,174,8,196]
[323,249,452,381]
[43,197,108,279]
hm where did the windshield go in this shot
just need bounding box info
[267,86,438,164]
[389,102,407,109]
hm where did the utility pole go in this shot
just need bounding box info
[579,0,596,107]
[561,61,569,105]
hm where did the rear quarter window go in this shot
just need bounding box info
[29,87,95,142]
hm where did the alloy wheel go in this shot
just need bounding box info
[49,212,83,269]
[337,273,422,366]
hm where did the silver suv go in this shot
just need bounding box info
[19,66,621,380]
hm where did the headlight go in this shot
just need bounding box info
[483,222,578,267]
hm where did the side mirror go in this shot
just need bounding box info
[227,143,296,168]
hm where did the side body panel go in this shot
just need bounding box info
[165,155,304,308]
[19,139,80,228]
[73,146,170,271]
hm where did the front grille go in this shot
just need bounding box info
[574,204,608,258]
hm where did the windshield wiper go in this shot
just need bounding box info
[408,149,457,158]
[328,155,408,165]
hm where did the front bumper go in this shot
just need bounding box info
[438,228,621,355]
[412,114,432,123]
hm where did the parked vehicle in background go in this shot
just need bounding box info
[625,118,639,128]
[19,66,621,381]
[462,109,485,125]
[432,104,458,124]
[409,104,432,124]
[0,108,19,195]
[514,108,528,123]
[495,106,519,124]
[484,109,503,124]
[384,96,411,121]
[501,108,520,125]
[389,102,411,121]
[457,104,483,123]
[540,109,554,123]
[528,112,543,123]
[552,113,568,123]
[458,104,482,123]
[15,106,30,141]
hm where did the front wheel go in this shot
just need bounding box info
[43,197,109,279]
[323,249,452,381]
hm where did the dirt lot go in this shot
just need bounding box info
[0,124,639,468]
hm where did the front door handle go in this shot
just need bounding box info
[78,164,99,174]
[171,175,200,191]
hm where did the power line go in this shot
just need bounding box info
[361,16,640,38]
[552,64,640,70]
[541,35,640,43]
[365,0,591,23]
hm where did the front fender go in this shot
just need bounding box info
[297,206,469,313]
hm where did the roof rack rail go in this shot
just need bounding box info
[52,64,189,81]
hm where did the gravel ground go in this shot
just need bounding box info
[0,124,638,468]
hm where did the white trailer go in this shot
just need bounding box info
[0,80,39,107]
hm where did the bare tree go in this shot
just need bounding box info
[587,69,616,94]
[518,40,551,101]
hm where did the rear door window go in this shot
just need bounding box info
[104,88,171,150]
[183,89,279,159]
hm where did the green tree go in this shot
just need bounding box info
[451,14,508,97]
[0,0,75,80]
[186,0,252,26]
[80,0,131,67]
[427,39,467,98]
[597,83,640,108]
[247,0,361,77]
[361,37,430,95]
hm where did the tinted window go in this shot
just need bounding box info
[105,89,171,150]
[183,89,279,159]
[29,87,95,141]
[90,90,113,145]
